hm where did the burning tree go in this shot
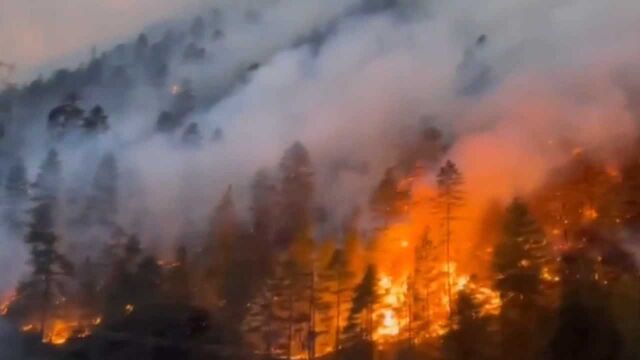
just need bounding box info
[408,229,441,342]
[344,264,379,345]
[435,160,465,319]
[22,149,74,342]
[202,186,240,308]
[370,167,410,227]
[322,248,355,351]
[277,142,314,249]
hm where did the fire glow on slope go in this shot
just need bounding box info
[370,176,502,345]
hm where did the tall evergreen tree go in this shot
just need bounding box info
[408,229,440,342]
[323,249,355,351]
[23,149,73,341]
[166,245,191,304]
[494,198,548,298]
[83,152,118,229]
[435,160,464,318]
[4,157,28,230]
[442,289,495,360]
[548,249,621,360]
[277,142,313,248]
[345,265,378,343]
[206,186,240,307]
[493,198,550,360]
[102,234,141,322]
[370,167,410,226]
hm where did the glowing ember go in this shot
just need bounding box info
[541,266,560,283]
[0,292,16,315]
[124,304,134,315]
[582,207,598,221]
[170,84,182,95]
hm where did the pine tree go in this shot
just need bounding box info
[205,186,239,308]
[277,142,313,248]
[370,167,410,226]
[435,160,464,319]
[243,263,290,359]
[132,255,163,302]
[182,122,202,147]
[323,248,355,351]
[166,245,191,303]
[306,262,333,360]
[4,157,28,231]
[102,234,141,322]
[251,170,279,244]
[134,33,149,61]
[83,152,118,229]
[493,198,548,301]
[23,149,73,341]
[549,249,621,360]
[345,265,378,343]
[408,229,440,342]
[249,169,279,278]
[442,288,495,360]
[493,198,550,360]
[77,257,100,314]
[280,238,315,359]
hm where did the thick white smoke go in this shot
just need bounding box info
[2,0,640,296]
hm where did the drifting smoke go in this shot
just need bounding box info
[2,0,640,300]
[0,0,207,82]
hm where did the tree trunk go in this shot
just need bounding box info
[40,273,52,342]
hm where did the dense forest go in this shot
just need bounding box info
[2,1,640,360]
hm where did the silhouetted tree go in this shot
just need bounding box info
[181,122,202,146]
[166,245,191,303]
[549,250,621,360]
[23,149,73,341]
[277,142,313,248]
[442,288,495,360]
[83,105,109,132]
[82,153,118,229]
[135,33,149,61]
[435,160,464,318]
[370,167,410,226]
[345,265,378,343]
[156,111,179,133]
[323,248,355,350]
[190,16,206,40]
[493,198,550,360]
[4,158,28,230]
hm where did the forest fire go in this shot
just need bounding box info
[17,315,101,345]
[3,1,640,359]
[0,292,15,315]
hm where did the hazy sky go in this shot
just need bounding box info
[0,0,207,82]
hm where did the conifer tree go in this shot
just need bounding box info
[205,186,239,307]
[435,160,464,318]
[166,245,191,303]
[442,288,495,360]
[408,229,440,342]
[370,167,410,226]
[4,157,28,231]
[323,249,355,350]
[23,149,73,341]
[345,265,378,343]
[277,142,313,248]
[82,152,118,229]
[493,198,548,300]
